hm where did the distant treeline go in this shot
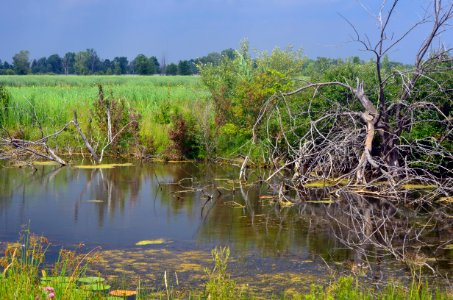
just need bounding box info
[0,48,409,76]
[0,49,237,76]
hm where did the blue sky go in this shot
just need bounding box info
[1,0,451,64]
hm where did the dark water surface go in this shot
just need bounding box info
[0,161,450,294]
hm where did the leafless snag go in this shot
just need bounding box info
[251,0,452,198]
[247,1,453,278]
[1,121,71,166]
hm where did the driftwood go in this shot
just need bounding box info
[1,109,137,166]
[1,123,70,166]
[73,111,99,163]
[249,0,453,198]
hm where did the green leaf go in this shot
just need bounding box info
[81,283,111,291]
[77,276,106,284]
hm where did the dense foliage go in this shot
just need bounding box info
[0,48,235,76]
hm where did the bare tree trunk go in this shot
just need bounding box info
[107,107,113,144]
[356,112,376,184]
[73,111,100,163]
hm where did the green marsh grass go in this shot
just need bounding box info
[0,75,209,154]
[0,232,450,299]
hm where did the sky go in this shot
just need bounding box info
[0,0,452,64]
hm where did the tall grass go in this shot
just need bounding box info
[0,75,209,154]
[0,228,107,300]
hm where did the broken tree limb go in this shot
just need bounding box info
[73,111,100,163]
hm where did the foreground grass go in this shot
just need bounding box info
[0,232,450,300]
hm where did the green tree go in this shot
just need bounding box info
[12,50,31,75]
[149,56,160,74]
[84,49,100,74]
[74,51,90,75]
[62,52,76,75]
[102,59,113,74]
[31,58,48,74]
[113,57,129,75]
[165,63,178,75]
[221,48,236,60]
[177,60,193,75]
[200,41,304,129]
[131,54,156,75]
[47,54,63,74]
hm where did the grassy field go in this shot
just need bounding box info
[0,75,210,155]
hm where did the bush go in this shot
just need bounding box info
[204,247,239,300]
[0,85,10,126]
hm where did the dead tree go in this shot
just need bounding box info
[253,0,453,194]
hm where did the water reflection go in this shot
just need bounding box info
[0,162,450,286]
[0,163,343,257]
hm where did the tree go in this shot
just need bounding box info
[252,0,453,189]
[160,56,167,75]
[200,41,304,130]
[47,54,63,74]
[221,48,236,60]
[131,54,156,75]
[1,61,14,75]
[177,60,193,75]
[102,59,113,74]
[165,63,178,75]
[74,51,90,75]
[12,50,31,75]
[113,56,129,75]
[62,52,76,75]
[86,49,101,74]
[149,56,160,74]
[31,57,48,74]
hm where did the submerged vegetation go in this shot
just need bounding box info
[0,230,451,300]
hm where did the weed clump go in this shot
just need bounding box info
[0,85,10,126]
[165,113,199,160]
[204,247,239,300]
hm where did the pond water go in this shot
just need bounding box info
[0,161,451,295]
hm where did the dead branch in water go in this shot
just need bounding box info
[249,0,453,199]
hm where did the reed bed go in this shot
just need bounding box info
[0,75,209,154]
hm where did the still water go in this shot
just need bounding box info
[0,162,450,294]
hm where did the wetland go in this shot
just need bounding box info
[0,161,451,296]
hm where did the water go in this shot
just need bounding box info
[0,161,450,293]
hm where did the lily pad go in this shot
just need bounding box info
[77,276,106,284]
[110,290,137,297]
[81,283,111,291]
[40,276,73,288]
[135,238,168,246]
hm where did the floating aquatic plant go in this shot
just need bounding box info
[135,239,168,246]
[75,163,133,169]
[80,283,111,292]
[77,276,106,284]
[32,161,60,166]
